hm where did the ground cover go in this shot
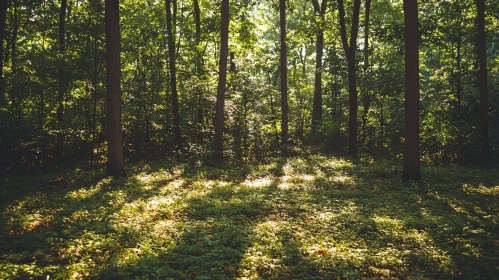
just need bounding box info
[1,154,498,279]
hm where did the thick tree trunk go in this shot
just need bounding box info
[0,0,7,106]
[402,0,420,181]
[57,0,67,156]
[477,0,488,166]
[214,0,229,161]
[311,0,327,137]
[280,0,288,146]
[105,0,124,176]
[166,0,181,148]
[338,0,360,156]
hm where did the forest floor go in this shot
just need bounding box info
[1,153,499,279]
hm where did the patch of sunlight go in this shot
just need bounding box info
[373,215,405,232]
[463,184,499,197]
[282,160,293,175]
[242,177,273,189]
[168,179,184,189]
[21,213,51,232]
[325,158,354,169]
[332,174,353,183]
[66,184,102,200]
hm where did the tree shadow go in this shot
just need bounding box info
[1,155,498,279]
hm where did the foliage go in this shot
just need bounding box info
[1,155,498,279]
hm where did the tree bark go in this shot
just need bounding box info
[105,0,124,176]
[361,0,371,144]
[402,0,420,181]
[214,0,229,161]
[311,0,327,137]
[194,0,203,142]
[338,0,360,156]
[57,0,67,156]
[280,0,288,146]
[477,0,488,166]
[0,0,7,106]
[166,0,181,147]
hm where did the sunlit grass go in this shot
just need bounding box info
[1,155,498,279]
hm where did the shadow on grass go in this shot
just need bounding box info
[0,155,498,279]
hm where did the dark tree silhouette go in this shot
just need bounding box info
[214,0,229,161]
[338,0,360,156]
[402,0,420,181]
[280,0,288,146]
[105,0,124,176]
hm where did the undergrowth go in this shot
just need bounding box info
[1,154,498,279]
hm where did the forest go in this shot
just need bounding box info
[1,0,498,279]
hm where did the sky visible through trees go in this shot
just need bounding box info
[0,0,498,174]
[1,0,499,278]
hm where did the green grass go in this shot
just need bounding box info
[1,155,498,279]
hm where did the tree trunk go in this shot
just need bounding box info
[338,0,360,156]
[280,0,288,146]
[105,0,124,176]
[0,0,7,106]
[214,0,229,161]
[361,0,371,144]
[194,0,203,142]
[12,0,20,144]
[477,0,488,166]
[402,0,420,181]
[166,0,181,148]
[57,0,67,156]
[311,0,327,137]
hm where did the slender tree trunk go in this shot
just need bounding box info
[12,0,20,144]
[338,0,360,156]
[402,0,420,181]
[280,0,288,146]
[311,0,327,137]
[0,0,7,106]
[166,0,181,147]
[214,0,229,161]
[477,0,488,166]
[194,0,203,142]
[57,0,67,156]
[105,0,124,176]
[361,0,371,144]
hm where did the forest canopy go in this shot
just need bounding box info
[0,0,498,174]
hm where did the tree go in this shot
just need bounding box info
[0,0,7,106]
[57,0,68,155]
[338,0,360,156]
[402,0,420,181]
[361,0,371,144]
[311,0,327,137]
[477,0,488,166]
[105,0,124,176]
[214,0,229,161]
[280,0,288,146]
[166,0,181,147]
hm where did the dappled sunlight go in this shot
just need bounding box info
[241,176,273,189]
[1,156,498,279]
[462,183,499,197]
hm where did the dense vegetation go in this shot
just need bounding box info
[0,0,498,174]
[1,0,498,278]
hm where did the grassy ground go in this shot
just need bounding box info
[1,154,498,279]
